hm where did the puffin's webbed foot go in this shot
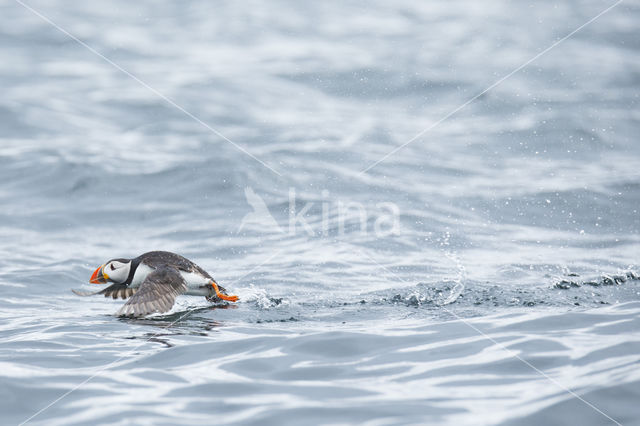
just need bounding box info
[209,281,239,303]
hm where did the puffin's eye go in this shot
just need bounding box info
[110,264,115,271]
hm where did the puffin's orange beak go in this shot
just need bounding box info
[90,265,107,284]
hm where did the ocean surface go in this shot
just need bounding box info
[1,0,639,424]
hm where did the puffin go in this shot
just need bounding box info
[73,251,239,317]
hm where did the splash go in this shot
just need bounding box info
[235,284,290,310]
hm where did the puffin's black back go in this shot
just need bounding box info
[136,251,212,279]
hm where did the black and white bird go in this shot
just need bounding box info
[73,251,239,317]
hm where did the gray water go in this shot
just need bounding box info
[1,0,640,424]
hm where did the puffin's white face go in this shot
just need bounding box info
[104,260,131,283]
[90,259,131,284]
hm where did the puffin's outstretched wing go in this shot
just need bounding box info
[136,251,214,281]
[72,283,137,300]
[116,267,187,317]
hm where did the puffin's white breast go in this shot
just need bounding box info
[180,270,212,288]
[130,263,211,296]
[130,263,154,287]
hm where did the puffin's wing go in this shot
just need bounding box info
[138,251,212,279]
[116,267,187,317]
[72,283,137,300]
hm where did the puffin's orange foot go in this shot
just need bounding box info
[210,281,239,303]
[219,294,239,302]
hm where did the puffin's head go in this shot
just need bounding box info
[90,258,132,284]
